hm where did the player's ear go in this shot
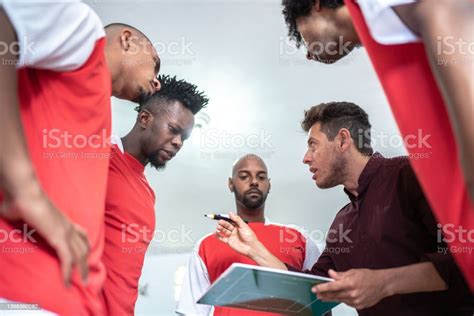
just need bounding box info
[120,28,133,51]
[138,109,153,129]
[228,178,234,193]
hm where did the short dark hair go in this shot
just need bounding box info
[136,75,209,115]
[282,0,345,48]
[104,23,152,45]
[301,101,373,155]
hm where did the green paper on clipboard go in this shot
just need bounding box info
[197,263,339,315]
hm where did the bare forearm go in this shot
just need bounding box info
[0,8,40,200]
[248,241,288,270]
[419,0,474,199]
[394,0,474,199]
[383,262,447,296]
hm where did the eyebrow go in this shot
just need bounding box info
[237,170,267,175]
[307,137,317,145]
[170,121,192,140]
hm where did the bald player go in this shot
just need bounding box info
[176,154,320,316]
[104,23,161,102]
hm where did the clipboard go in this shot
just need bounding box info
[197,263,339,316]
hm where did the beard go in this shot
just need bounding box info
[234,189,268,209]
[147,150,166,171]
[316,153,347,189]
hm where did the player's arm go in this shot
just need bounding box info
[215,213,288,270]
[392,0,474,200]
[0,7,89,287]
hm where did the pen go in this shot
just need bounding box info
[204,213,249,225]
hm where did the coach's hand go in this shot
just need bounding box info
[0,183,89,287]
[313,269,389,310]
[215,212,258,257]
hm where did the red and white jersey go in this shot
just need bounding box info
[346,0,474,289]
[0,1,111,315]
[176,219,320,316]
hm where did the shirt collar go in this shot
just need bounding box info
[344,152,384,201]
[111,135,145,174]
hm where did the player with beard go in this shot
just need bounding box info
[176,154,321,316]
[101,75,208,316]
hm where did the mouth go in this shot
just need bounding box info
[160,149,176,161]
[246,190,262,196]
[309,167,318,180]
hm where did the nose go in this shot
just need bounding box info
[171,134,183,150]
[153,77,161,92]
[303,149,312,165]
[250,177,259,187]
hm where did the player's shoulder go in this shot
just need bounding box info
[195,232,217,251]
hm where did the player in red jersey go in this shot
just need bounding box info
[0,2,160,314]
[102,75,208,316]
[280,0,474,290]
[176,154,320,316]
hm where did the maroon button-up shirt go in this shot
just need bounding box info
[289,153,473,315]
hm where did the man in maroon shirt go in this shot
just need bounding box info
[216,102,473,315]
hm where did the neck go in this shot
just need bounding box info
[342,152,371,197]
[337,6,361,46]
[104,43,124,98]
[236,204,265,223]
[121,132,148,166]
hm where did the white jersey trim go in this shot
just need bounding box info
[1,0,105,71]
[357,0,419,45]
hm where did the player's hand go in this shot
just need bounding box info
[312,269,389,310]
[215,212,259,257]
[0,186,90,287]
